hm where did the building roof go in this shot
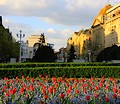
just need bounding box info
[97,4,112,16]
[106,3,120,13]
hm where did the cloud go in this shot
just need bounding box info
[1,0,120,51]
[2,17,33,41]
[47,28,56,34]
[2,17,74,51]
[0,0,108,27]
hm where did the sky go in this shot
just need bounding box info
[0,0,120,51]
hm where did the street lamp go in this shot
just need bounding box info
[16,30,25,62]
[88,50,91,62]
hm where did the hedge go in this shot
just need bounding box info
[0,66,120,78]
[0,62,120,68]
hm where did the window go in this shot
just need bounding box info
[114,26,116,30]
[113,14,115,17]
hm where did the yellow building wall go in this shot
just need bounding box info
[67,3,120,60]
[105,3,120,47]
[67,30,91,58]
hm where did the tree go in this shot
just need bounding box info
[32,45,55,62]
[96,45,119,62]
[0,25,19,62]
[67,45,76,62]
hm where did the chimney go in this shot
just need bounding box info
[0,16,2,26]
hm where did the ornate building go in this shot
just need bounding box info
[66,3,120,61]
[105,3,120,47]
[91,3,120,60]
[91,4,112,59]
[67,29,92,59]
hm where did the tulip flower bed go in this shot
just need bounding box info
[0,76,120,104]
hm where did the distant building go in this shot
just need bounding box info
[27,34,46,47]
[67,29,92,59]
[58,47,67,62]
[26,33,47,59]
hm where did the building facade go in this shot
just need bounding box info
[91,3,120,60]
[26,34,47,59]
[66,3,120,61]
[67,29,92,59]
[105,3,120,47]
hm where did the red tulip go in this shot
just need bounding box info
[44,94,48,99]
[105,85,109,91]
[10,86,13,89]
[66,83,69,87]
[75,89,79,94]
[20,88,24,94]
[4,77,8,80]
[53,88,56,93]
[86,95,90,100]
[26,94,29,98]
[5,81,9,85]
[81,78,85,83]
[2,88,5,92]
[89,86,92,90]
[73,84,77,88]
[112,87,117,93]
[94,93,98,98]
[66,89,71,95]
[3,86,7,90]
[57,78,61,83]
[81,84,85,89]
[26,86,29,91]
[75,79,79,84]
[10,79,14,83]
[42,85,46,90]
[22,75,24,79]
[99,82,103,87]
[9,88,16,95]
[118,90,120,95]
[46,75,48,79]
[60,93,65,99]
[95,86,99,91]
[69,85,72,90]
[5,92,9,97]
[105,97,109,102]
[26,76,29,81]
[55,83,58,88]
[48,88,53,94]
[84,89,87,93]
[61,80,65,83]
[91,82,94,86]
[30,78,34,83]
[105,94,109,102]
[42,89,46,94]
[113,93,117,99]
[29,85,34,91]
[71,78,75,82]
[16,76,18,80]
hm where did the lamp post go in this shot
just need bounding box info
[16,30,25,62]
[88,50,91,62]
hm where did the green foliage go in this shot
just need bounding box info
[32,45,55,62]
[67,45,76,62]
[0,25,19,62]
[0,62,120,78]
[96,45,120,62]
